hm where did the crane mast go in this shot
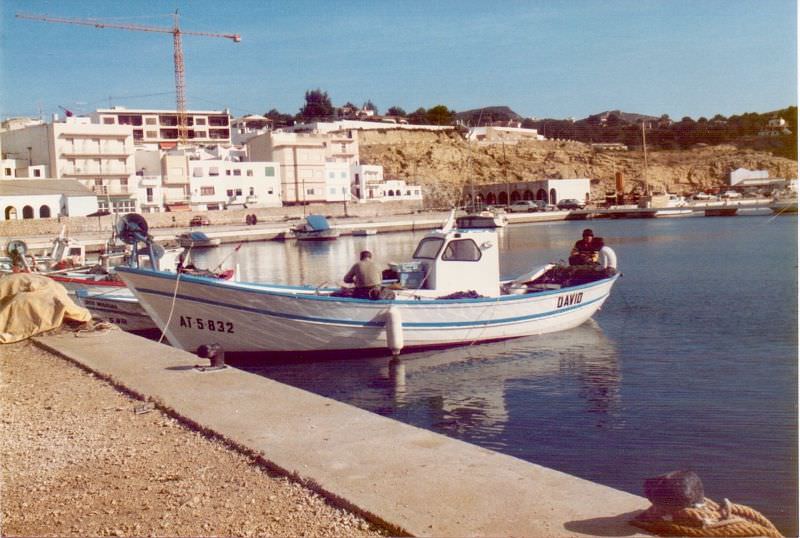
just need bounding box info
[16,11,240,145]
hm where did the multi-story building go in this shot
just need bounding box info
[187,157,282,211]
[247,130,358,204]
[90,107,232,147]
[0,115,138,214]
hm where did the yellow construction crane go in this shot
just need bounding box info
[16,11,241,144]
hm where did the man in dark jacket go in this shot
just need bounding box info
[569,228,604,266]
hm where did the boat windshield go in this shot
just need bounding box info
[413,237,445,259]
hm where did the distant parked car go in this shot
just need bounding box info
[189,215,210,226]
[721,191,742,199]
[557,199,585,210]
[692,192,713,200]
[508,200,548,212]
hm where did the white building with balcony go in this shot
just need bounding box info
[187,158,282,211]
[247,130,360,204]
[0,115,137,214]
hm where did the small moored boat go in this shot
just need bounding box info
[177,231,221,248]
[117,212,620,357]
[292,214,340,241]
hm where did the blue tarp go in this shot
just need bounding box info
[305,214,331,231]
[185,231,210,241]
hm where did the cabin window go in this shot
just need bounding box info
[413,237,444,259]
[442,239,482,262]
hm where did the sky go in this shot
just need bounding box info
[0,0,797,122]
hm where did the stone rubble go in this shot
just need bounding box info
[0,340,389,537]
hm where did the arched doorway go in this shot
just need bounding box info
[523,190,534,200]
[498,192,509,205]
[485,192,497,205]
[22,206,34,219]
[39,205,51,218]
[4,206,17,220]
[550,188,557,205]
[510,191,521,202]
[536,188,547,201]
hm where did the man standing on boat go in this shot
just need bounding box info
[344,250,383,299]
[569,229,604,266]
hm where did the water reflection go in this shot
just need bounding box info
[240,320,621,442]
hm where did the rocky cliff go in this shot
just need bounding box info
[357,129,798,207]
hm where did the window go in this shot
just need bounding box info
[246,169,253,177]
[413,237,444,260]
[233,169,241,176]
[39,205,51,218]
[265,166,275,177]
[103,117,115,124]
[208,167,219,176]
[226,189,234,197]
[33,169,41,177]
[249,187,254,196]
[146,131,158,138]
[235,189,242,196]
[442,239,481,262]
[306,188,314,195]
[225,170,231,176]
[341,172,347,178]
[145,117,157,125]
[193,167,204,177]
[201,186,215,196]
[22,205,34,219]
[4,168,11,176]
[195,118,206,126]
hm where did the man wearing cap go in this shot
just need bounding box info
[344,250,383,299]
[569,228,604,266]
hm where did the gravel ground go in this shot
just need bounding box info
[0,340,390,537]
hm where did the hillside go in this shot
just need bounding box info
[358,129,798,207]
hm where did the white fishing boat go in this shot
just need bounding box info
[117,213,619,356]
[292,214,340,241]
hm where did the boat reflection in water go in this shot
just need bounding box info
[239,319,621,448]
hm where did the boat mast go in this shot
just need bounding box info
[641,121,650,196]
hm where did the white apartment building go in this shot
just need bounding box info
[247,130,360,204]
[187,158,282,211]
[0,116,138,214]
[1,179,98,220]
[90,107,233,147]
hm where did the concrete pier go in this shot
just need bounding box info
[33,329,650,537]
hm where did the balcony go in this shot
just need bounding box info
[93,185,130,195]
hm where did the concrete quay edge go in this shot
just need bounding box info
[31,329,651,537]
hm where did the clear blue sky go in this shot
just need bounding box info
[1,0,796,121]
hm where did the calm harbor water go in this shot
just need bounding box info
[194,214,798,534]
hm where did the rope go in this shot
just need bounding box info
[158,245,192,344]
[630,497,783,537]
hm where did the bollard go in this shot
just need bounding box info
[195,343,226,371]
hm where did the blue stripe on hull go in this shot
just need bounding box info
[135,286,609,330]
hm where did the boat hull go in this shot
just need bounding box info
[117,268,619,355]
[75,287,158,332]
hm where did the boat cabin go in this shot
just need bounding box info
[391,214,501,297]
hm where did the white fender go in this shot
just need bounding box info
[386,306,404,356]
[599,246,617,270]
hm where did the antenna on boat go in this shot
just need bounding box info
[441,209,457,233]
[641,120,650,196]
